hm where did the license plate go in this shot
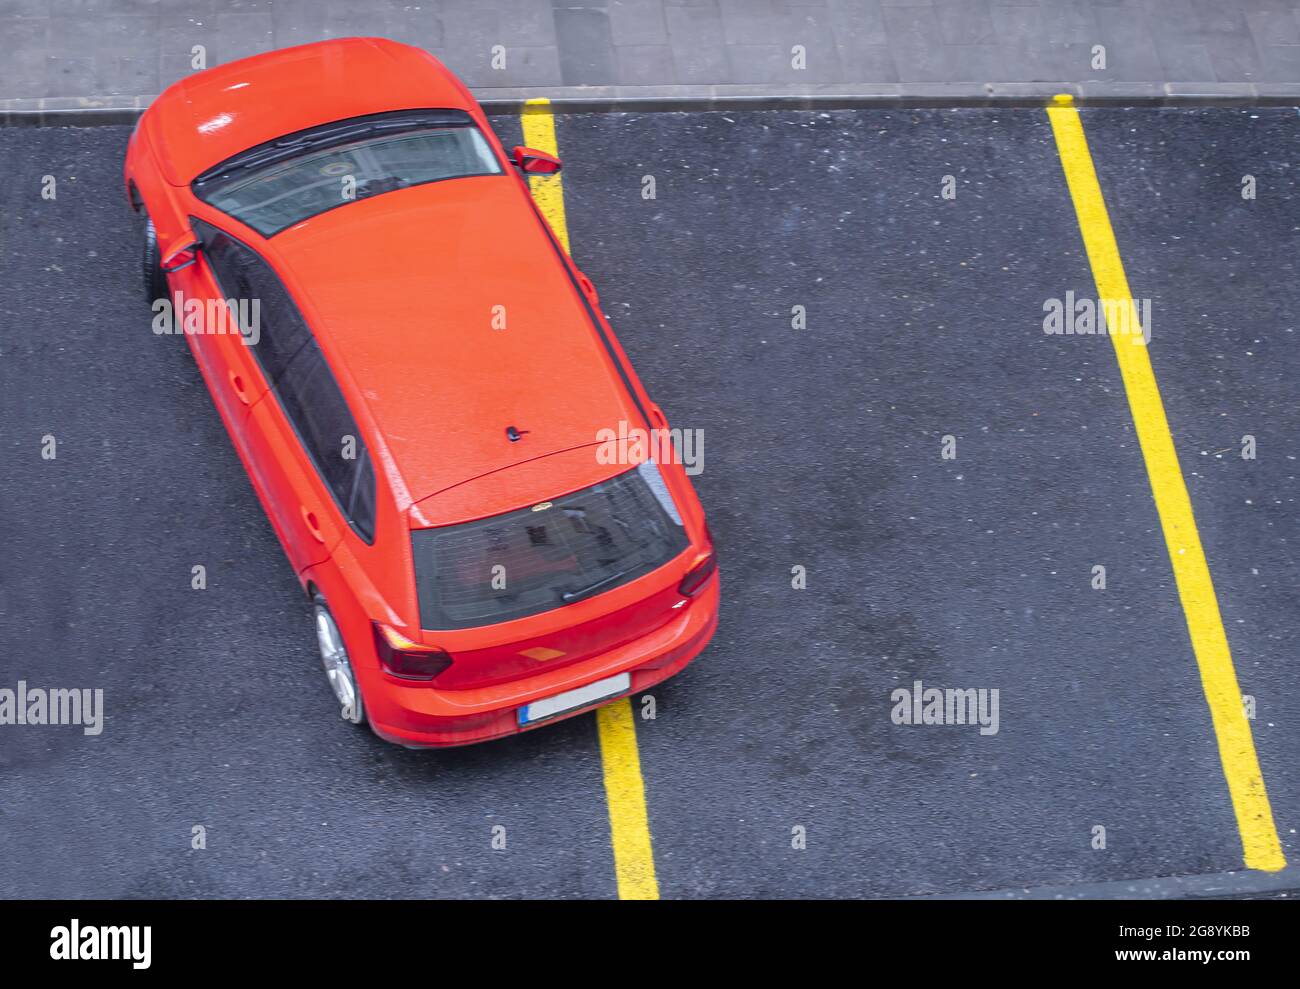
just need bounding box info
[518,672,631,726]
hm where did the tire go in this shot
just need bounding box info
[142,215,169,307]
[312,594,367,727]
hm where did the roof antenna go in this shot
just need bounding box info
[506,425,529,443]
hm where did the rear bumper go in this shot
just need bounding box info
[366,575,719,748]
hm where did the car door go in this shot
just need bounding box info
[177,219,271,451]
[189,219,369,574]
[246,334,380,574]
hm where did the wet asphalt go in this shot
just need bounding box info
[0,106,1295,897]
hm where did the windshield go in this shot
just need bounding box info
[411,462,690,631]
[191,110,503,236]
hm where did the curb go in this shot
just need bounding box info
[4,82,1300,125]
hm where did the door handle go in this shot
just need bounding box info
[229,370,251,405]
[576,270,599,305]
[300,505,326,543]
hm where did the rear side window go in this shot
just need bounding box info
[193,217,310,384]
[193,218,376,542]
[276,340,377,542]
[348,452,377,544]
[411,462,689,630]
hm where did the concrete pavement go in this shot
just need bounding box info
[3,0,1300,121]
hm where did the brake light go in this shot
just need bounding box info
[677,551,717,597]
[372,623,452,681]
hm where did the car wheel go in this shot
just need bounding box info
[313,595,366,726]
[142,215,169,307]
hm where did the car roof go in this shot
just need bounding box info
[144,38,473,185]
[264,175,644,517]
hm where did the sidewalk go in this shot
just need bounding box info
[4,0,1300,117]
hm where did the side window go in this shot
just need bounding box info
[192,217,377,543]
[192,217,311,384]
[349,451,377,543]
[276,340,377,542]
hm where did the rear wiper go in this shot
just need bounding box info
[559,566,640,604]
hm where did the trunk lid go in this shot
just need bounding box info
[409,453,693,690]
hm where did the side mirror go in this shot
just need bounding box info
[511,146,562,175]
[161,240,202,273]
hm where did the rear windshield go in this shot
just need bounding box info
[192,109,503,236]
[412,462,689,631]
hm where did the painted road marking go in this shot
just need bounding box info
[520,99,569,254]
[1047,95,1285,872]
[593,697,660,900]
[520,97,661,900]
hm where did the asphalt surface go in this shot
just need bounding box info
[0,106,1296,898]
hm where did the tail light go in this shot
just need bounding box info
[677,550,717,597]
[372,623,453,681]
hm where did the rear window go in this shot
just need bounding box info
[412,462,689,631]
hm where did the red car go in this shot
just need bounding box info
[124,38,718,747]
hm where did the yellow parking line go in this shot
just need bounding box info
[594,700,660,900]
[1047,95,1285,872]
[520,99,569,254]
[521,97,661,900]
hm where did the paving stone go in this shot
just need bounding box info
[555,5,620,85]
[1,0,1295,102]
